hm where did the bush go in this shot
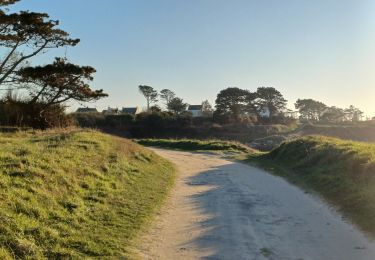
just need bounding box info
[0,94,74,129]
[72,112,106,128]
[130,112,193,138]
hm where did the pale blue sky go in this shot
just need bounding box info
[11,0,375,116]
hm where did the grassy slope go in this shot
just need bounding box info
[247,135,375,236]
[0,129,175,259]
[137,138,254,154]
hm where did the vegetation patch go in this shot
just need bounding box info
[0,129,175,258]
[137,138,255,154]
[246,135,375,236]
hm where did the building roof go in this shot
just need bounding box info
[76,107,98,113]
[122,107,139,114]
[187,105,202,111]
[103,107,119,114]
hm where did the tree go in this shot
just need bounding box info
[255,87,287,118]
[18,58,107,126]
[138,85,158,111]
[167,97,187,114]
[160,89,175,108]
[0,0,20,6]
[320,106,345,123]
[345,105,363,122]
[215,87,252,122]
[0,2,79,90]
[149,105,161,113]
[295,99,327,121]
[201,100,213,117]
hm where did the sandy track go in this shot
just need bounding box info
[136,149,375,260]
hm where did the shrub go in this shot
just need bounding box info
[0,93,74,129]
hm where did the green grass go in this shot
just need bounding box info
[137,138,254,154]
[0,129,175,259]
[246,135,375,236]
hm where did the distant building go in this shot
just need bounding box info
[122,107,142,115]
[76,107,98,113]
[102,107,119,115]
[258,107,270,118]
[187,105,204,117]
[258,107,299,119]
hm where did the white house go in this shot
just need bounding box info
[258,107,270,118]
[187,105,204,117]
[258,107,299,119]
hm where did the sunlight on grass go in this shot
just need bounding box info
[0,129,175,258]
[137,138,255,154]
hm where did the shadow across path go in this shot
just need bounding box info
[179,155,375,259]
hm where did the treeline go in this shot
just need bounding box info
[0,0,106,129]
[136,85,366,125]
[138,85,213,116]
[0,0,366,130]
[74,85,296,139]
[295,99,364,123]
[74,111,292,141]
[75,111,197,138]
[137,85,290,124]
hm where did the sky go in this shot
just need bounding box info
[10,0,375,116]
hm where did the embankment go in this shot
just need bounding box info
[0,129,175,259]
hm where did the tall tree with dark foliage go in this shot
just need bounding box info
[255,87,287,119]
[139,85,158,111]
[215,87,254,122]
[0,0,79,89]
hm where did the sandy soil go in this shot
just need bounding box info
[136,149,375,260]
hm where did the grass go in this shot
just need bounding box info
[246,135,375,237]
[137,138,254,154]
[0,129,175,259]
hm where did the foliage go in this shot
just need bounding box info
[295,98,364,124]
[167,97,187,114]
[0,91,75,128]
[0,129,175,258]
[130,111,193,138]
[0,0,20,6]
[138,85,158,111]
[72,110,298,143]
[0,2,79,88]
[149,105,161,113]
[137,138,254,153]
[215,87,255,122]
[72,112,106,128]
[159,89,175,108]
[201,99,213,117]
[248,135,375,236]
[0,0,107,129]
[320,106,345,123]
[255,87,287,118]
[295,98,327,121]
[18,57,107,107]
[345,105,364,122]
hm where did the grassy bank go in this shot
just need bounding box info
[0,129,175,259]
[137,138,254,154]
[247,135,375,236]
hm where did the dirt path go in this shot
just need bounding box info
[136,149,375,260]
